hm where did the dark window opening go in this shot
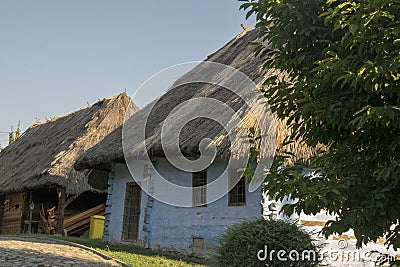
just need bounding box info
[229,176,246,206]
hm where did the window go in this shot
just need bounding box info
[192,170,207,207]
[228,176,246,206]
[122,183,142,242]
[143,163,151,181]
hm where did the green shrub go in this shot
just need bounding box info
[212,218,320,267]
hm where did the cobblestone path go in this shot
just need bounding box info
[0,237,123,267]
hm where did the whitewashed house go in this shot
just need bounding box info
[74,30,314,255]
[75,29,398,265]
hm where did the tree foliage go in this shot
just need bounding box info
[240,0,400,248]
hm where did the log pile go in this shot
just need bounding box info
[63,204,105,236]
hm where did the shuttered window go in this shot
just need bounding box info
[192,170,207,207]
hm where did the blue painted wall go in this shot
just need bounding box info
[104,162,400,263]
[105,161,147,243]
[105,158,263,255]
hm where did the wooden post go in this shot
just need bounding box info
[56,187,66,235]
[0,194,4,232]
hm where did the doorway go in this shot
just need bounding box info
[122,182,142,242]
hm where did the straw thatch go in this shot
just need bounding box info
[75,30,319,171]
[0,93,136,194]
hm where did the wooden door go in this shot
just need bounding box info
[122,183,141,242]
[0,192,25,234]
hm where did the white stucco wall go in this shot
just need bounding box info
[105,158,263,255]
[105,161,147,242]
[104,160,399,263]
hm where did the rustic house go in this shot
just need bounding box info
[75,31,399,264]
[74,30,319,255]
[0,93,136,236]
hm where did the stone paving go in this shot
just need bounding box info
[0,237,123,267]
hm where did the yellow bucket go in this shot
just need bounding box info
[89,215,105,239]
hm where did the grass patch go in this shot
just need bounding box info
[37,235,208,267]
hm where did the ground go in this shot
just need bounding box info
[0,236,122,267]
[0,236,208,267]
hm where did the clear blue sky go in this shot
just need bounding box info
[0,0,254,147]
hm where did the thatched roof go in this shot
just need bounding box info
[0,93,136,194]
[75,30,318,171]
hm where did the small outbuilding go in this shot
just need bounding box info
[0,93,136,235]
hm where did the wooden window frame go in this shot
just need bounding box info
[192,170,207,207]
[122,182,142,242]
[228,176,246,207]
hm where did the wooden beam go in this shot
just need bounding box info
[56,187,66,235]
[65,211,105,233]
[68,224,90,236]
[236,24,253,39]
[63,204,105,228]
[65,195,78,208]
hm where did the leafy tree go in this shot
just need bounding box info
[241,0,400,249]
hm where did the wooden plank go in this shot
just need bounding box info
[2,211,22,218]
[65,211,105,233]
[1,229,20,233]
[65,218,89,232]
[64,204,104,225]
[3,207,23,213]
[69,224,89,236]
[1,226,20,231]
[63,208,104,228]
[1,228,21,234]
[1,221,22,229]
[2,208,24,217]
[64,210,83,217]
[0,192,24,234]
[68,212,105,236]
[1,220,21,226]
[63,204,105,227]
[2,215,22,223]
[5,193,24,200]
